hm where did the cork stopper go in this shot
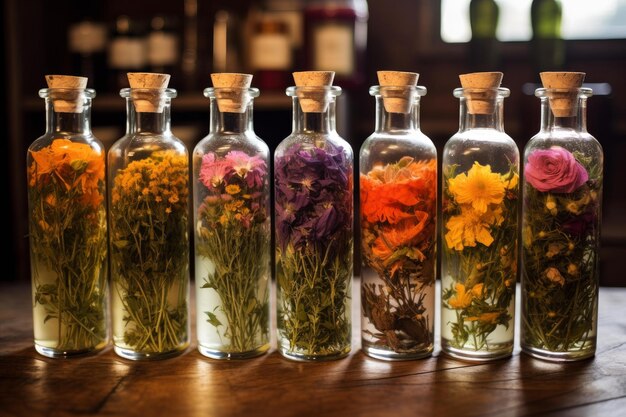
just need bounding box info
[459,72,503,114]
[377,71,419,114]
[293,71,335,113]
[210,73,253,113]
[127,72,171,112]
[45,75,88,113]
[540,72,586,117]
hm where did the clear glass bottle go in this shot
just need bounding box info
[359,73,437,360]
[27,75,108,358]
[521,72,602,361]
[108,73,190,360]
[193,74,271,359]
[441,72,519,361]
[275,72,353,361]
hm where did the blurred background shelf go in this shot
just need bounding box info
[3,0,626,285]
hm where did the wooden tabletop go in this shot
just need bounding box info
[1,281,625,417]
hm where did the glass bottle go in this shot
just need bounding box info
[303,0,368,89]
[521,72,602,362]
[441,72,519,361]
[147,15,180,78]
[275,71,353,361]
[469,0,499,71]
[531,0,564,72]
[359,71,437,360]
[248,18,292,91]
[193,73,271,359]
[108,73,190,360]
[27,75,108,358]
[108,16,148,92]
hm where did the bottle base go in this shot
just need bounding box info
[197,343,270,360]
[441,340,513,362]
[362,342,433,361]
[521,345,595,362]
[278,347,350,362]
[34,343,107,359]
[113,343,189,361]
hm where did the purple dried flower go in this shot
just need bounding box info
[275,142,352,251]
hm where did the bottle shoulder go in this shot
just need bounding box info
[524,131,603,158]
[109,132,188,153]
[275,132,353,158]
[360,133,437,167]
[442,131,520,171]
[194,132,269,157]
[28,132,105,154]
[361,131,436,151]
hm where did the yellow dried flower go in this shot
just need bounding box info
[448,162,505,213]
[545,195,557,216]
[546,243,564,258]
[545,267,565,287]
[567,264,579,276]
[225,184,241,195]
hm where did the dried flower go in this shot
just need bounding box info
[567,263,579,276]
[110,150,189,354]
[448,162,505,213]
[443,161,518,352]
[524,146,588,193]
[545,195,558,215]
[275,141,353,357]
[360,158,436,353]
[546,243,564,259]
[545,267,565,287]
[196,150,270,353]
[522,146,601,353]
[28,138,107,351]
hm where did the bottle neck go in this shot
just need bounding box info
[375,96,421,133]
[46,99,91,135]
[540,96,588,133]
[125,99,172,134]
[292,97,336,134]
[458,97,505,132]
[209,99,254,134]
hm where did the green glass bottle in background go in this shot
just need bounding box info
[469,0,499,71]
[531,0,564,72]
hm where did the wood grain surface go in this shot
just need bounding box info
[1,281,625,417]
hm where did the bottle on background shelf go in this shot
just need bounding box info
[147,15,181,78]
[262,0,304,68]
[359,71,437,360]
[107,16,148,92]
[531,0,564,73]
[440,72,519,362]
[27,75,109,358]
[244,0,304,90]
[248,17,292,91]
[67,18,108,91]
[108,73,190,360]
[213,10,243,74]
[274,71,353,361]
[303,0,368,89]
[521,72,602,362]
[468,0,499,71]
[193,73,271,360]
